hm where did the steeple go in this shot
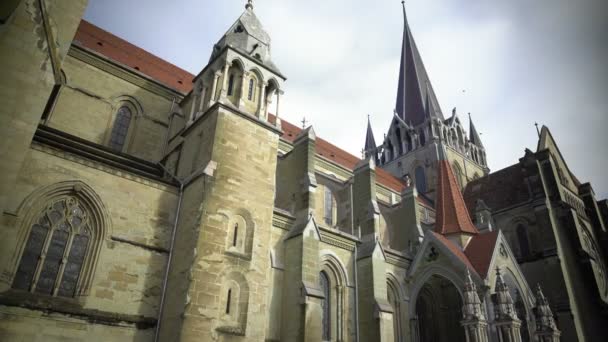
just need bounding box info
[395,1,443,126]
[469,113,484,149]
[435,146,479,239]
[364,115,377,157]
[209,1,280,74]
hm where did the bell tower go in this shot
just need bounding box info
[368,1,489,200]
[157,2,286,341]
[187,0,285,124]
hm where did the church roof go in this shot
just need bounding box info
[73,20,413,199]
[464,231,499,278]
[73,20,194,94]
[395,3,443,126]
[435,148,479,235]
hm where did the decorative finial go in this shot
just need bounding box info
[301,117,308,129]
[535,122,540,138]
[245,0,253,10]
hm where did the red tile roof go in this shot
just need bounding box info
[464,231,499,278]
[435,160,479,235]
[431,232,475,271]
[273,115,407,193]
[74,21,408,194]
[73,20,194,93]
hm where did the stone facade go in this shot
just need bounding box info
[0,2,606,342]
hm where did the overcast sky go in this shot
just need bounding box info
[84,0,608,199]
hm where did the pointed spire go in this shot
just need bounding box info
[435,145,479,235]
[462,269,485,320]
[469,113,484,148]
[533,284,560,334]
[395,1,443,126]
[364,115,377,155]
[492,267,518,320]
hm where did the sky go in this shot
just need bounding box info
[84,0,608,199]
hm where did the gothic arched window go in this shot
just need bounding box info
[517,224,531,259]
[320,271,331,341]
[13,196,94,297]
[415,166,427,193]
[109,106,132,151]
[247,78,255,101]
[227,74,235,96]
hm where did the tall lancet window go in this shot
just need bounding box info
[227,74,235,96]
[320,271,331,341]
[109,106,132,151]
[247,79,255,101]
[324,186,334,226]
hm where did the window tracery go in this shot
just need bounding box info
[13,197,93,297]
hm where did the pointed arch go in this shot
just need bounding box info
[387,272,405,341]
[106,95,143,153]
[11,181,110,297]
[320,252,349,341]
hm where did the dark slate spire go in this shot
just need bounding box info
[364,115,377,153]
[395,1,443,126]
[469,113,484,148]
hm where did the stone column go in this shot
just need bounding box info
[238,71,248,109]
[461,270,490,342]
[208,72,221,107]
[256,82,267,118]
[491,267,523,342]
[532,284,561,342]
[219,62,231,99]
[198,86,206,112]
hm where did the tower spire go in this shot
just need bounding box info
[364,115,377,160]
[395,1,443,126]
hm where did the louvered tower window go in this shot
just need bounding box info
[13,197,91,297]
[320,271,331,341]
[109,106,132,151]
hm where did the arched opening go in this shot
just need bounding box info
[452,163,464,189]
[415,275,465,342]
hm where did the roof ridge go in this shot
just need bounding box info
[435,160,479,235]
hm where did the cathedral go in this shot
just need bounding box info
[0,0,607,341]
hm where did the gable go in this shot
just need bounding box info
[537,126,579,193]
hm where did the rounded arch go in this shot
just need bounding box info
[247,66,265,83]
[219,270,250,331]
[11,181,110,296]
[228,57,246,71]
[219,208,256,259]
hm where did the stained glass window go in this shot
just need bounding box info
[13,197,91,297]
[320,271,331,340]
[109,106,132,151]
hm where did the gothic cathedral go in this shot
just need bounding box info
[0,1,606,341]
